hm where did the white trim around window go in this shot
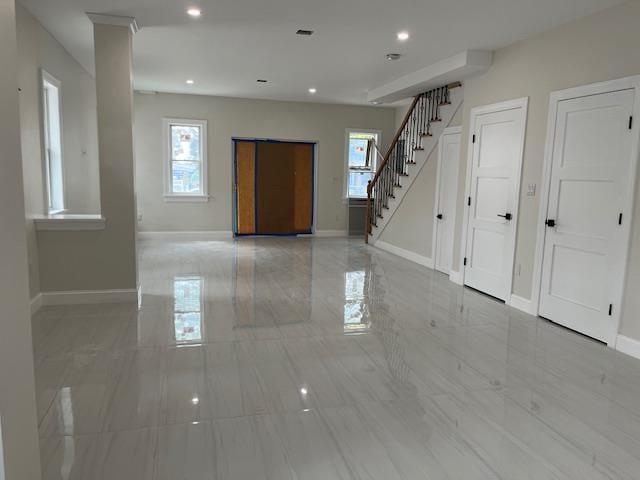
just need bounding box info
[163,118,209,202]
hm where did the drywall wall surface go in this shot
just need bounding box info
[134,92,396,232]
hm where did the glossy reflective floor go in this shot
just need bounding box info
[33,238,640,479]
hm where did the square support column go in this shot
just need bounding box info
[36,15,139,294]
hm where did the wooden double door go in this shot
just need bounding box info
[234,139,314,236]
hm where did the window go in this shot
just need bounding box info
[42,70,65,214]
[345,130,380,199]
[163,118,208,200]
[173,276,204,344]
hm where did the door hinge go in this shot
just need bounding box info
[472,134,476,143]
[619,213,623,225]
[467,196,471,206]
[629,116,634,130]
[463,257,467,266]
[608,304,613,316]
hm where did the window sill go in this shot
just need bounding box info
[33,214,106,231]
[163,194,210,203]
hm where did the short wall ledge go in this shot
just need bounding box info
[33,214,106,231]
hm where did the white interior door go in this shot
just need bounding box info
[463,100,527,301]
[539,88,636,344]
[434,129,461,274]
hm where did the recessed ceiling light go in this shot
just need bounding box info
[296,29,314,36]
[187,8,201,17]
[308,88,317,94]
[397,31,409,41]
[386,53,402,61]
[186,79,195,84]
[257,79,268,83]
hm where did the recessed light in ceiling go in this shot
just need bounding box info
[257,79,268,83]
[397,31,409,41]
[386,53,402,61]
[296,29,314,36]
[308,88,317,94]
[186,79,195,84]
[187,8,201,17]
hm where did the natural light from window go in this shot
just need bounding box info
[42,71,65,214]
[344,270,370,334]
[347,131,379,199]
[164,118,208,199]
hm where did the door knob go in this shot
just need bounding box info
[436,214,443,220]
[497,213,512,221]
[545,219,556,227]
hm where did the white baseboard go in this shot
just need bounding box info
[40,289,138,306]
[138,231,233,241]
[30,293,43,315]
[507,294,537,315]
[616,335,640,361]
[449,270,463,285]
[372,240,434,269]
[314,230,348,237]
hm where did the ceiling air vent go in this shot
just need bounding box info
[296,29,314,36]
[386,53,402,61]
[256,79,268,83]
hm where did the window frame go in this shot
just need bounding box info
[41,69,66,215]
[344,128,382,200]
[163,117,209,202]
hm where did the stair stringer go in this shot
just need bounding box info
[370,87,464,244]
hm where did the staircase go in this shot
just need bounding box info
[365,83,463,244]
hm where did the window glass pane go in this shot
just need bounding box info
[48,149,64,212]
[172,160,201,193]
[348,132,378,169]
[43,80,64,213]
[171,125,200,161]
[348,171,373,198]
[348,137,369,168]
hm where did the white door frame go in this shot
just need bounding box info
[530,76,640,346]
[459,97,529,302]
[432,126,462,270]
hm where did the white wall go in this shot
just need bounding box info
[377,0,640,343]
[0,0,42,477]
[378,106,462,260]
[455,0,640,341]
[17,4,100,215]
[134,92,396,232]
[16,4,100,297]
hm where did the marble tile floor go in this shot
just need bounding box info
[32,237,640,479]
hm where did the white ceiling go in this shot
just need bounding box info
[19,0,624,105]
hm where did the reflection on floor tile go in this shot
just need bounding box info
[32,237,640,479]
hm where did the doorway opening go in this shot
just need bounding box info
[233,139,316,236]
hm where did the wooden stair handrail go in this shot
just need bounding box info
[364,81,461,244]
[367,81,461,197]
[367,95,420,195]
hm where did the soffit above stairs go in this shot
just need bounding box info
[368,50,492,104]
